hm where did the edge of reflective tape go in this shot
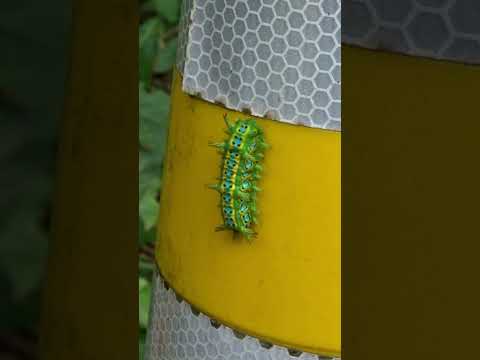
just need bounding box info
[146,270,342,359]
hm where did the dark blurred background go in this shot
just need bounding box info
[0,1,71,358]
[1,0,180,358]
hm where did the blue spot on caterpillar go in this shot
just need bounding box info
[208,114,269,240]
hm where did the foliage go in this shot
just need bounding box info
[0,0,178,357]
[0,73,59,333]
[139,84,170,230]
[138,0,181,358]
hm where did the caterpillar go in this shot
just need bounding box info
[208,114,269,240]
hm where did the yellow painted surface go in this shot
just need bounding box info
[156,71,341,356]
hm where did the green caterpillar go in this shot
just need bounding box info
[208,115,269,240]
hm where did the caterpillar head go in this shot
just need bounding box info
[235,119,261,137]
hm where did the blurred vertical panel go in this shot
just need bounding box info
[342,45,480,359]
[38,0,138,359]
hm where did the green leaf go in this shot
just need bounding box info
[139,190,160,230]
[139,84,170,230]
[139,85,170,149]
[155,38,178,74]
[139,258,155,279]
[139,217,157,247]
[139,330,146,360]
[153,0,181,23]
[139,18,165,86]
[139,155,162,230]
[139,277,152,329]
[139,260,155,281]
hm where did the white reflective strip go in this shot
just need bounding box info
[343,0,480,65]
[145,271,341,360]
[176,0,342,131]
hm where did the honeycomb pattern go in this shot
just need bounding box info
[176,0,194,74]
[342,0,480,64]
[145,272,340,360]
[176,0,342,131]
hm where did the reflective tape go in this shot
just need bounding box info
[176,0,342,130]
[343,0,480,64]
[145,272,341,360]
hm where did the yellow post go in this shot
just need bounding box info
[147,70,341,358]
[146,1,341,358]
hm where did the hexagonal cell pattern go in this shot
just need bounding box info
[342,0,480,64]
[145,272,341,360]
[176,0,194,74]
[176,0,341,130]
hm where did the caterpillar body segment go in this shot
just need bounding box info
[209,116,267,240]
